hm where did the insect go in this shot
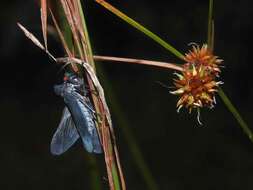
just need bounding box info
[51,72,102,155]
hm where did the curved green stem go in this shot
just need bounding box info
[95,0,184,60]
[207,0,252,141]
[218,88,253,142]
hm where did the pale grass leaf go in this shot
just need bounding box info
[17,23,45,51]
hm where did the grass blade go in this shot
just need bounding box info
[59,0,85,59]
[40,0,48,50]
[50,10,72,57]
[95,0,184,59]
[74,1,126,189]
[18,23,45,51]
[207,0,214,50]
[50,10,79,72]
[218,88,253,142]
[85,154,102,190]
[17,23,56,61]
[93,55,183,71]
[76,0,96,68]
[207,0,252,141]
[96,64,159,190]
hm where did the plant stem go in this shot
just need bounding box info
[86,154,102,190]
[94,55,183,71]
[207,0,252,141]
[97,65,159,190]
[207,0,214,48]
[58,2,102,190]
[77,0,96,69]
[77,1,125,189]
[95,0,185,60]
[218,88,253,142]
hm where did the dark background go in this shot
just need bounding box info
[1,0,253,189]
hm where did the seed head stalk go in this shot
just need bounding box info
[95,0,251,137]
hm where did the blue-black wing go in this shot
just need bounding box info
[51,107,79,155]
[76,98,102,153]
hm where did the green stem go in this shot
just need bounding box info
[112,164,121,190]
[218,88,253,142]
[86,154,102,190]
[78,2,123,189]
[59,6,73,49]
[207,0,214,48]
[97,65,159,190]
[95,0,184,60]
[207,0,252,141]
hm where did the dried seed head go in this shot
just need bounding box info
[171,44,223,113]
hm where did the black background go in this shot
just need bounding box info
[1,0,253,189]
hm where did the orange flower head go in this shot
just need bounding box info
[171,44,223,113]
[184,44,223,76]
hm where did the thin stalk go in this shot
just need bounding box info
[207,0,252,141]
[94,55,183,71]
[58,4,73,51]
[218,88,253,142]
[207,0,214,48]
[95,0,184,60]
[97,65,159,190]
[77,0,96,69]
[86,154,102,190]
[40,0,48,50]
[77,2,125,190]
[57,2,102,190]
[112,164,121,190]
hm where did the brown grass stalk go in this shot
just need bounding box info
[94,55,183,72]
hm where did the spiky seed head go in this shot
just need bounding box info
[171,44,223,112]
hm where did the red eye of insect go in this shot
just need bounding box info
[64,76,68,81]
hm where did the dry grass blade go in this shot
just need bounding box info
[101,121,114,190]
[18,23,45,51]
[71,0,88,51]
[50,10,79,72]
[68,0,90,62]
[71,0,85,38]
[59,0,85,59]
[40,0,48,50]
[65,2,126,188]
[17,22,56,61]
[50,10,72,57]
[94,55,183,71]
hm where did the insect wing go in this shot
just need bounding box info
[76,97,102,153]
[51,107,79,155]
